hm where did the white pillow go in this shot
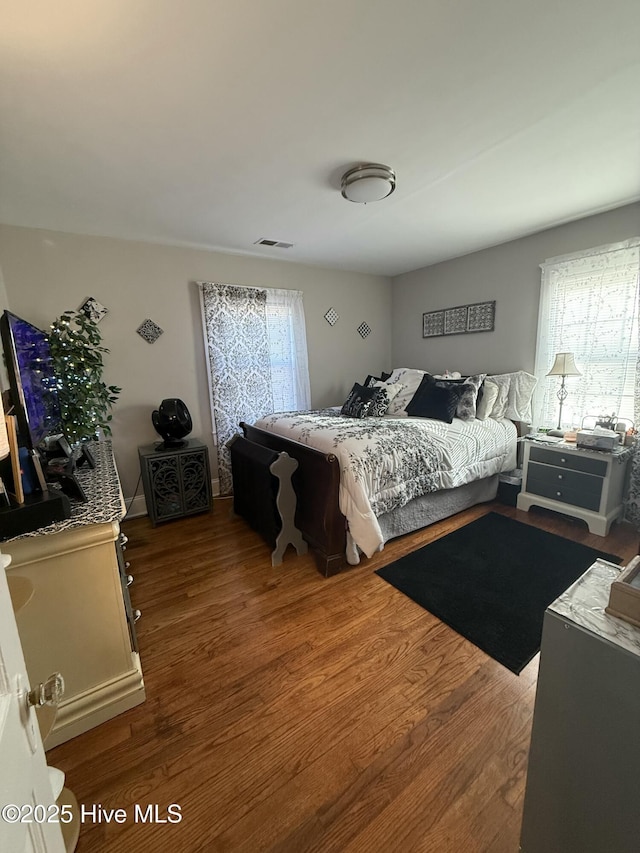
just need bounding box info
[489,382,509,419]
[475,379,499,420]
[489,371,537,421]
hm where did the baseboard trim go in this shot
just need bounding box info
[124,478,220,519]
[45,659,146,749]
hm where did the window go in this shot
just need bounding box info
[199,282,310,493]
[265,290,310,413]
[533,239,640,430]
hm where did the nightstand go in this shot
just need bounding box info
[517,439,630,535]
[139,439,212,525]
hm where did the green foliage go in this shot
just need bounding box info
[48,310,121,443]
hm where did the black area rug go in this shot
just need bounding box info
[375,512,621,674]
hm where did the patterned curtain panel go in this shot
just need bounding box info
[201,284,274,494]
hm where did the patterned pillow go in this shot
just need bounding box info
[456,373,486,420]
[384,368,429,414]
[425,373,486,420]
[366,381,403,416]
[364,371,392,387]
[340,383,381,418]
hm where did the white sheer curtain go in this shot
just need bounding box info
[199,282,310,494]
[532,238,640,431]
[265,288,311,413]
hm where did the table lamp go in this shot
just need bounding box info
[547,352,582,430]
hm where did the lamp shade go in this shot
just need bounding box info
[341,163,396,203]
[546,352,582,377]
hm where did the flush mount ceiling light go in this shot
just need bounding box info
[340,163,396,204]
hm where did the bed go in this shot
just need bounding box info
[240,368,535,576]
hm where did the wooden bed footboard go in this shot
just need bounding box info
[240,423,347,576]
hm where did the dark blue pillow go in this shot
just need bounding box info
[405,375,466,423]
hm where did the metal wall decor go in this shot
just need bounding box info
[422,300,495,338]
[137,318,164,344]
[357,322,371,339]
[324,307,339,326]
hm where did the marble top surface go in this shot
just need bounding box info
[524,435,632,463]
[6,440,125,541]
[550,559,640,657]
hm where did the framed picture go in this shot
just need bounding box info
[422,310,445,338]
[466,300,495,332]
[444,306,468,335]
[422,300,496,337]
[79,297,108,324]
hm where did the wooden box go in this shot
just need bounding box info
[606,555,640,628]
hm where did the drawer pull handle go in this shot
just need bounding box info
[558,474,563,480]
[134,609,141,622]
[557,491,562,497]
[560,457,566,463]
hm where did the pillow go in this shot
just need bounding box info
[367,385,394,417]
[405,375,466,423]
[489,371,537,421]
[428,373,486,420]
[476,379,500,420]
[384,368,429,414]
[382,383,409,416]
[364,371,391,386]
[489,381,509,419]
[368,380,403,415]
[340,383,381,418]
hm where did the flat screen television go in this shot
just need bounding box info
[0,310,65,450]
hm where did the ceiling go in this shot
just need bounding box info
[1,0,639,277]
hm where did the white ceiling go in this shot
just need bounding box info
[1,0,639,277]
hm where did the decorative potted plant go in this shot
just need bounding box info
[48,310,121,443]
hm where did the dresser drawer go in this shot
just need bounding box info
[525,474,602,512]
[529,446,608,477]
[526,462,604,497]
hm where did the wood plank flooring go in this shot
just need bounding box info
[47,500,638,852]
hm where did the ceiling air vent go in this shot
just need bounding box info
[254,238,294,249]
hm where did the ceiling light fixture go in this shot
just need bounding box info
[340,163,396,204]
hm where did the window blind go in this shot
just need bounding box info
[533,238,640,430]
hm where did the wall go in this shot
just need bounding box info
[391,202,640,376]
[0,225,391,502]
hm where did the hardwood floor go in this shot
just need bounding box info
[47,500,638,852]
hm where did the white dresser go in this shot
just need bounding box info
[517,439,630,535]
[3,442,145,748]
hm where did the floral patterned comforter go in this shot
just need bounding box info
[254,410,517,558]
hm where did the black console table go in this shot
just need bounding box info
[138,439,212,525]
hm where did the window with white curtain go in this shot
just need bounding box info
[265,289,310,413]
[533,238,640,430]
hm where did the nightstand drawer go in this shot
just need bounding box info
[527,462,604,497]
[525,475,602,512]
[529,445,608,476]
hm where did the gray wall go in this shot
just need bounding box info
[0,225,391,501]
[391,202,640,376]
